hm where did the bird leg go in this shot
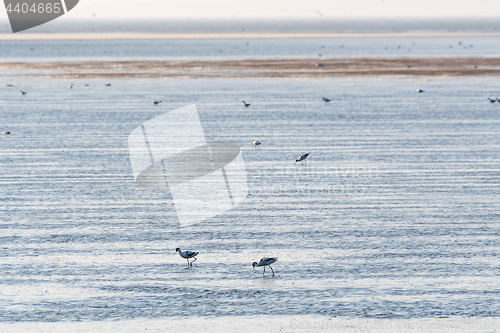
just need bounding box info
[263,267,265,275]
[187,259,190,267]
[269,265,275,277]
[190,257,197,266]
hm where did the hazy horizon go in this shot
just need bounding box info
[2,0,500,22]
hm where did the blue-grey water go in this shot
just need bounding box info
[2,18,500,34]
[1,76,500,323]
[1,37,500,61]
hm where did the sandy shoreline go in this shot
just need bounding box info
[1,56,500,78]
[2,32,500,41]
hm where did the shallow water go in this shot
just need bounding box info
[3,17,500,34]
[1,76,499,322]
[1,36,500,62]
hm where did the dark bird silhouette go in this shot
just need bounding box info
[243,101,251,107]
[417,89,424,93]
[323,97,331,102]
[21,91,26,95]
[153,100,162,105]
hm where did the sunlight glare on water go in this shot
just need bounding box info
[1,76,499,322]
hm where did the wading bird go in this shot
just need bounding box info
[295,153,310,164]
[175,248,199,267]
[488,98,497,103]
[153,100,162,105]
[323,97,331,102]
[252,257,278,276]
[21,91,26,95]
[242,101,251,107]
[252,140,261,148]
[417,89,424,93]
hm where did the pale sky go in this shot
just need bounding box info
[1,0,500,20]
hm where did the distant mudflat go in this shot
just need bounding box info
[2,56,500,78]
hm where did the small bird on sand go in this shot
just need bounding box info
[153,100,162,105]
[105,84,111,86]
[69,84,73,89]
[175,248,199,267]
[417,89,424,93]
[295,153,310,164]
[323,97,331,102]
[2,131,10,135]
[252,257,278,276]
[488,98,497,103]
[242,101,251,107]
[252,140,261,148]
[6,84,14,87]
[21,91,26,95]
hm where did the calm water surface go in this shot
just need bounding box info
[1,77,499,321]
[1,37,500,62]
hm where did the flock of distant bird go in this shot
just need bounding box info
[175,248,278,276]
[14,83,112,96]
[11,84,498,106]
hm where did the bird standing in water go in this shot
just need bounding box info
[175,248,199,267]
[252,140,261,148]
[295,153,310,164]
[252,257,278,276]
